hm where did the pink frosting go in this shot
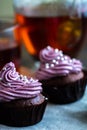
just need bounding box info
[36,46,83,80]
[0,62,42,102]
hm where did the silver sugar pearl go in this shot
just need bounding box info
[50,64,54,67]
[56,61,59,64]
[59,50,63,57]
[30,78,34,82]
[52,59,56,63]
[24,76,27,79]
[69,60,72,63]
[64,56,68,60]
[45,63,49,69]
[55,49,59,53]
[72,58,76,62]
[20,74,23,77]
[61,57,64,61]
[47,46,51,50]
[57,56,60,60]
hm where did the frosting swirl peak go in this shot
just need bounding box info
[0,62,42,102]
[36,46,83,80]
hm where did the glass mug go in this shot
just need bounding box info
[13,0,87,59]
[0,21,21,70]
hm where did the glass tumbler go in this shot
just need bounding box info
[0,20,21,70]
[13,0,87,59]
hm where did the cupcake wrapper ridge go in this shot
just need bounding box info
[0,97,48,127]
[42,70,87,104]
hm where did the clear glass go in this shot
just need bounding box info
[13,0,87,59]
[0,20,21,70]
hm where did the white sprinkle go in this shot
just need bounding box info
[24,76,27,79]
[56,61,59,64]
[57,56,60,60]
[14,68,16,71]
[55,49,59,53]
[69,60,72,63]
[20,75,23,79]
[46,63,49,66]
[18,77,20,80]
[45,63,49,69]
[59,51,63,57]
[51,64,54,67]
[64,56,68,60]
[23,76,28,82]
[52,59,56,63]
[61,57,64,61]
[30,78,34,82]
[60,53,63,57]
[47,46,51,50]
[72,58,76,62]
[45,97,48,100]
[45,65,49,69]
[0,78,2,81]
[20,74,23,77]
[24,79,29,83]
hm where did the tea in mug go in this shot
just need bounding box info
[13,0,87,59]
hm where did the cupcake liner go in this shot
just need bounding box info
[42,70,87,104]
[0,97,48,127]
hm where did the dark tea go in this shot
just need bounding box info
[16,14,86,58]
[13,0,87,59]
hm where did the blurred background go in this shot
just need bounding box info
[0,0,87,70]
[0,0,35,70]
[0,0,14,20]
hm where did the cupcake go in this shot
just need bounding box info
[0,62,47,127]
[35,46,87,104]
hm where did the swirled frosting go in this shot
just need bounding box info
[0,62,42,102]
[36,46,83,80]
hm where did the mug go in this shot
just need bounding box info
[13,0,87,59]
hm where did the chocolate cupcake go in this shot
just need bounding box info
[0,62,47,127]
[35,46,87,104]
